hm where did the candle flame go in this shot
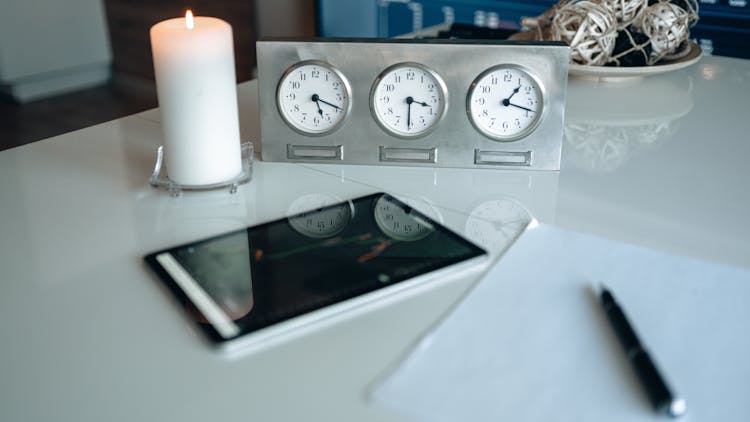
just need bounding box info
[185,9,195,30]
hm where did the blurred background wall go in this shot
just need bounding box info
[0,0,317,150]
[0,0,317,104]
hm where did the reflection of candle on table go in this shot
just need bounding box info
[149,10,242,186]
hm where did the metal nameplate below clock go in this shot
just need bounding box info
[257,38,568,170]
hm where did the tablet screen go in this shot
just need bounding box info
[145,192,485,343]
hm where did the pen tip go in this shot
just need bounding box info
[595,283,615,304]
[586,282,607,298]
[592,282,609,296]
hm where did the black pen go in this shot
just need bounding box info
[598,285,686,418]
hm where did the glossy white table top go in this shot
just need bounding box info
[1,54,749,421]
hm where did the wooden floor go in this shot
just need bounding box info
[0,84,157,152]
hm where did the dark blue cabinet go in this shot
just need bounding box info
[318,0,750,59]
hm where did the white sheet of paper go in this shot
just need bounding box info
[369,224,750,421]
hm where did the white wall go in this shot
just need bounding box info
[0,0,112,102]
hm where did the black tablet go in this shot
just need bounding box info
[144,192,487,354]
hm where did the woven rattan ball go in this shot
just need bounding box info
[637,2,690,61]
[605,0,648,28]
[649,0,699,27]
[551,1,618,66]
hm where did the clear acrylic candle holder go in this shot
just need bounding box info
[149,141,253,196]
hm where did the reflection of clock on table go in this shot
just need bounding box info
[373,195,435,242]
[257,39,568,170]
[465,198,532,254]
[286,193,354,239]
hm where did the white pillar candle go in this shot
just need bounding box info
[150,11,242,186]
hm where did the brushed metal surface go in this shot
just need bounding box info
[258,38,568,170]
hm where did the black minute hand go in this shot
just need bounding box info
[316,97,341,110]
[406,96,414,129]
[508,102,535,113]
[311,94,323,116]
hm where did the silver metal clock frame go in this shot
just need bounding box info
[257,38,569,171]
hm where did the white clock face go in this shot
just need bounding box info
[373,195,435,241]
[277,61,351,136]
[371,63,447,138]
[287,194,354,238]
[467,65,544,141]
[465,198,532,254]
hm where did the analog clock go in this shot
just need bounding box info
[373,195,435,241]
[467,65,544,142]
[287,194,354,238]
[276,60,352,136]
[370,62,448,139]
[464,198,532,254]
